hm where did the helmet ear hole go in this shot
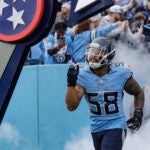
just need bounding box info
[108,51,115,61]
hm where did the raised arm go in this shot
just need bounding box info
[65,64,85,111]
[66,84,85,111]
[96,21,125,37]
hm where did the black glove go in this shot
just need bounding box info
[127,109,143,130]
[67,63,79,87]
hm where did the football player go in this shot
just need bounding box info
[65,37,144,150]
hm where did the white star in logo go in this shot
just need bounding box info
[13,0,26,2]
[0,0,9,16]
[7,7,25,30]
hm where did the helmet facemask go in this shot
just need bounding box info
[85,38,115,69]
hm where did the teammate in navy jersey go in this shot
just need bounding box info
[65,37,144,150]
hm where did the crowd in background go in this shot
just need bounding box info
[26,0,150,65]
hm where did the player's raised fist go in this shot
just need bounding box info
[67,63,79,87]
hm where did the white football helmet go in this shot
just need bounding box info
[85,37,115,69]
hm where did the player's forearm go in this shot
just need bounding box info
[65,87,81,111]
[134,90,145,110]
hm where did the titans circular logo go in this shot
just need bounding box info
[0,0,44,42]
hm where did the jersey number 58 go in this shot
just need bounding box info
[87,92,119,115]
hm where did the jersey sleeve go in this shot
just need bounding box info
[121,67,133,87]
[77,67,90,89]
[96,23,117,37]
[77,69,86,88]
